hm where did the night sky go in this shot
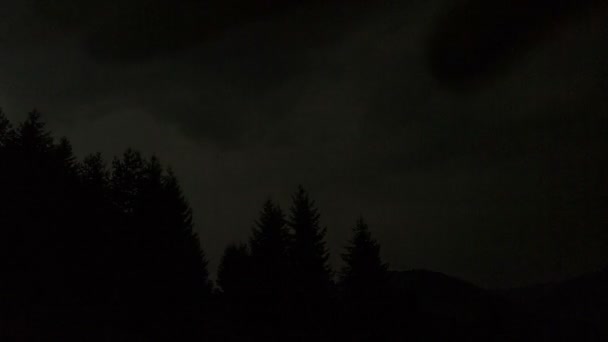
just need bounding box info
[2,0,607,288]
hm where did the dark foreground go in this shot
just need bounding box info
[3,268,607,341]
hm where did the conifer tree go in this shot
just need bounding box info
[288,186,331,292]
[111,148,145,215]
[0,108,13,147]
[108,149,146,321]
[15,110,53,154]
[0,108,13,202]
[0,109,15,321]
[77,152,115,308]
[249,199,291,296]
[152,167,212,339]
[286,185,333,340]
[109,151,213,337]
[217,243,251,296]
[54,137,77,172]
[160,168,213,297]
[1,111,79,321]
[80,153,110,193]
[339,217,388,297]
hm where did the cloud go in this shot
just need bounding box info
[427,0,604,86]
[30,0,379,63]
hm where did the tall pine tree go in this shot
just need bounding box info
[0,111,87,335]
[287,186,333,340]
[249,199,291,297]
[338,218,390,342]
[160,168,213,298]
[109,150,212,339]
[288,186,331,293]
[339,217,388,298]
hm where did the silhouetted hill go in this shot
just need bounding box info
[388,269,500,315]
[502,267,608,340]
[382,268,608,341]
[382,270,514,341]
[388,269,482,297]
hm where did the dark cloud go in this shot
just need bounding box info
[32,0,378,63]
[427,0,605,86]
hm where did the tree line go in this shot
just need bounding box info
[0,110,390,341]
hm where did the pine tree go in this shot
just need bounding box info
[249,199,291,297]
[154,167,211,339]
[108,149,146,323]
[77,152,115,310]
[243,199,296,339]
[0,108,13,147]
[0,108,13,206]
[288,186,331,293]
[15,110,54,154]
[217,243,251,296]
[11,110,57,214]
[0,111,84,328]
[80,153,110,193]
[111,148,145,215]
[0,109,16,324]
[0,108,14,209]
[109,151,212,338]
[286,185,333,340]
[339,217,388,298]
[160,168,213,297]
[54,137,77,172]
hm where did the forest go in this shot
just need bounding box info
[1,110,607,341]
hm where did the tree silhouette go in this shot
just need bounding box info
[288,185,332,294]
[0,109,17,332]
[80,153,110,193]
[10,110,64,301]
[155,167,212,339]
[0,111,220,340]
[107,149,147,330]
[242,199,293,339]
[14,110,54,154]
[0,111,217,340]
[76,152,116,313]
[339,217,388,298]
[287,185,333,340]
[54,137,77,172]
[217,242,251,296]
[0,109,12,147]
[108,150,212,339]
[338,218,389,341]
[249,199,291,297]
[111,148,145,215]
[161,168,213,297]
[0,110,94,339]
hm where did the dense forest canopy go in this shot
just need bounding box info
[0,110,391,341]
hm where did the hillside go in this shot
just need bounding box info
[381,268,608,341]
